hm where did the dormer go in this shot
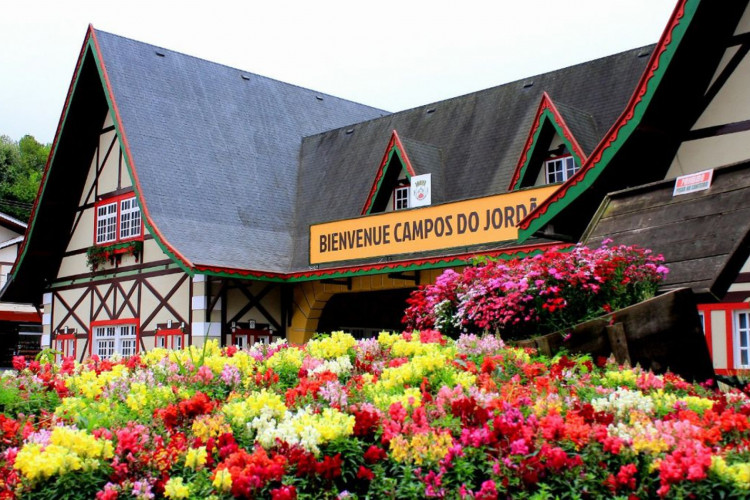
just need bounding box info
[508,93,594,190]
[362,130,442,214]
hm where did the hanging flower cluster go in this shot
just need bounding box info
[1,330,749,499]
[403,241,669,340]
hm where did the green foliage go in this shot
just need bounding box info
[25,466,112,500]
[85,240,143,271]
[0,134,49,220]
[0,379,60,418]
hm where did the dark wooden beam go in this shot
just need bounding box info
[696,42,750,120]
[684,118,750,141]
[229,283,273,324]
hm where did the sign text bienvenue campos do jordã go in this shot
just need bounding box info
[309,185,558,264]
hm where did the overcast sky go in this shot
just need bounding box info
[1,0,676,145]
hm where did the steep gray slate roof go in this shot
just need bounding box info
[582,162,750,297]
[553,101,600,156]
[292,46,654,270]
[95,30,387,272]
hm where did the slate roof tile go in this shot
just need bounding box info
[45,30,654,274]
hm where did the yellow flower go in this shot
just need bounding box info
[192,414,231,441]
[212,468,233,492]
[184,446,207,470]
[164,477,190,499]
[126,383,176,413]
[14,427,113,483]
[711,456,750,489]
[306,331,357,359]
[265,346,304,371]
[602,369,637,388]
[293,408,355,443]
[389,431,453,465]
[377,331,400,348]
[222,389,287,427]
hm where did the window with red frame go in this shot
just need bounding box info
[55,332,76,362]
[735,311,750,368]
[91,321,138,360]
[95,194,142,245]
[232,329,272,349]
[155,328,184,350]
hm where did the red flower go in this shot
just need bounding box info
[11,356,25,372]
[315,454,342,481]
[357,465,375,481]
[270,485,296,500]
[363,445,387,464]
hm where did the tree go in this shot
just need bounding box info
[0,134,49,221]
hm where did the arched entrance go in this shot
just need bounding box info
[317,288,415,338]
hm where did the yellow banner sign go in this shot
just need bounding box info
[310,186,557,265]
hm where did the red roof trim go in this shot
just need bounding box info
[507,92,587,191]
[193,240,566,281]
[90,29,195,269]
[0,311,41,323]
[518,0,689,231]
[361,130,416,215]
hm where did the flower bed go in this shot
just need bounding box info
[2,332,750,499]
[403,242,669,340]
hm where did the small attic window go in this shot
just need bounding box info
[637,49,651,58]
[345,129,354,135]
[240,74,251,81]
[315,96,324,101]
[545,156,578,184]
[394,186,409,211]
[426,108,436,114]
[155,51,165,57]
[523,81,534,88]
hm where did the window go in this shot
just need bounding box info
[95,194,142,245]
[92,323,137,360]
[545,156,578,184]
[55,333,77,362]
[735,311,750,368]
[394,186,409,210]
[233,333,248,349]
[96,202,118,244]
[231,328,272,348]
[156,329,184,350]
[119,197,142,240]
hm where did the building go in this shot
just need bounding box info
[4,1,750,366]
[0,212,42,365]
[525,1,750,374]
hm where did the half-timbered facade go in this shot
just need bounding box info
[6,1,750,365]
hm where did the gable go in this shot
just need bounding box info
[519,0,750,243]
[362,131,416,214]
[508,93,588,190]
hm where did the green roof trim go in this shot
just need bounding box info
[517,0,699,241]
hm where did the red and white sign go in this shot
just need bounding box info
[410,173,431,207]
[673,169,713,196]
